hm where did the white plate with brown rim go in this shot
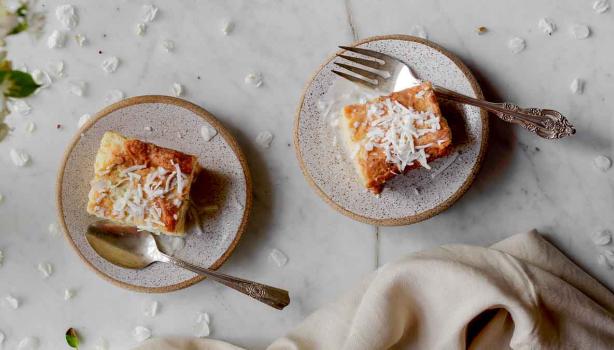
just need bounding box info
[294,35,488,226]
[57,96,252,292]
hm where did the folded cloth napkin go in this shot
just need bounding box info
[135,230,614,350]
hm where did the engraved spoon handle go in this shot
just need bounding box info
[160,253,290,310]
[433,86,576,139]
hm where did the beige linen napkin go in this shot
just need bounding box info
[135,230,614,350]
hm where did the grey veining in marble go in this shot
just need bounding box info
[0,0,612,349]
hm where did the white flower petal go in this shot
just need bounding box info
[10,149,30,167]
[538,18,556,35]
[200,125,218,142]
[593,155,612,172]
[593,0,610,13]
[133,326,152,342]
[101,56,120,73]
[48,30,66,49]
[255,131,273,148]
[507,37,526,54]
[170,82,183,97]
[56,4,78,30]
[269,248,288,267]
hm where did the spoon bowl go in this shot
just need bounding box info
[85,221,290,309]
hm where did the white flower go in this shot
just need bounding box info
[56,4,78,30]
[31,69,52,88]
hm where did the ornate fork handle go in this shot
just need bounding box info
[161,253,290,310]
[434,86,576,139]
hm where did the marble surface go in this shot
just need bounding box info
[0,0,612,349]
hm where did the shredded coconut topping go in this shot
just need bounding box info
[363,97,441,171]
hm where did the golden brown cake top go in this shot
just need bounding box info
[342,82,452,193]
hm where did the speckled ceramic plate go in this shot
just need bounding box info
[295,35,488,226]
[57,96,252,292]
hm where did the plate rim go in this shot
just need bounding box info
[293,34,489,226]
[56,95,253,293]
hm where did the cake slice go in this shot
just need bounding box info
[340,82,452,194]
[86,131,200,236]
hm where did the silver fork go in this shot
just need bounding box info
[332,45,576,139]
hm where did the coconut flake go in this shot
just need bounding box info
[10,149,30,167]
[593,0,610,13]
[256,131,273,148]
[37,262,53,278]
[17,337,39,350]
[3,295,19,309]
[570,24,590,39]
[507,37,526,54]
[78,113,91,128]
[133,326,152,342]
[74,33,87,46]
[570,78,584,94]
[143,300,159,317]
[0,194,3,205]
[136,23,147,36]
[269,248,288,267]
[538,18,556,35]
[142,4,158,22]
[101,56,120,73]
[47,30,66,48]
[409,24,428,39]
[200,125,218,142]
[244,72,263,87]
[68,80,87,97]
[170,82,183,97]
[64,288,75,301]
[56,4,78,30]
[161,39,175,52]
[221,19,234,35]
[8,99,31,116]
[593,155,611,171]
[105,89,125,104]
[0,331,4,345]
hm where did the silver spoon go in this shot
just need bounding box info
[86,221,290,310]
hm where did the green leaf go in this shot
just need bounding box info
[65,328,80,349]
[0,70,41,97]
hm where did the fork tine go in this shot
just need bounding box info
[333,62,382,81]
[339,45,388,60]
[336,54,383,69]
[331,70,377,89]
